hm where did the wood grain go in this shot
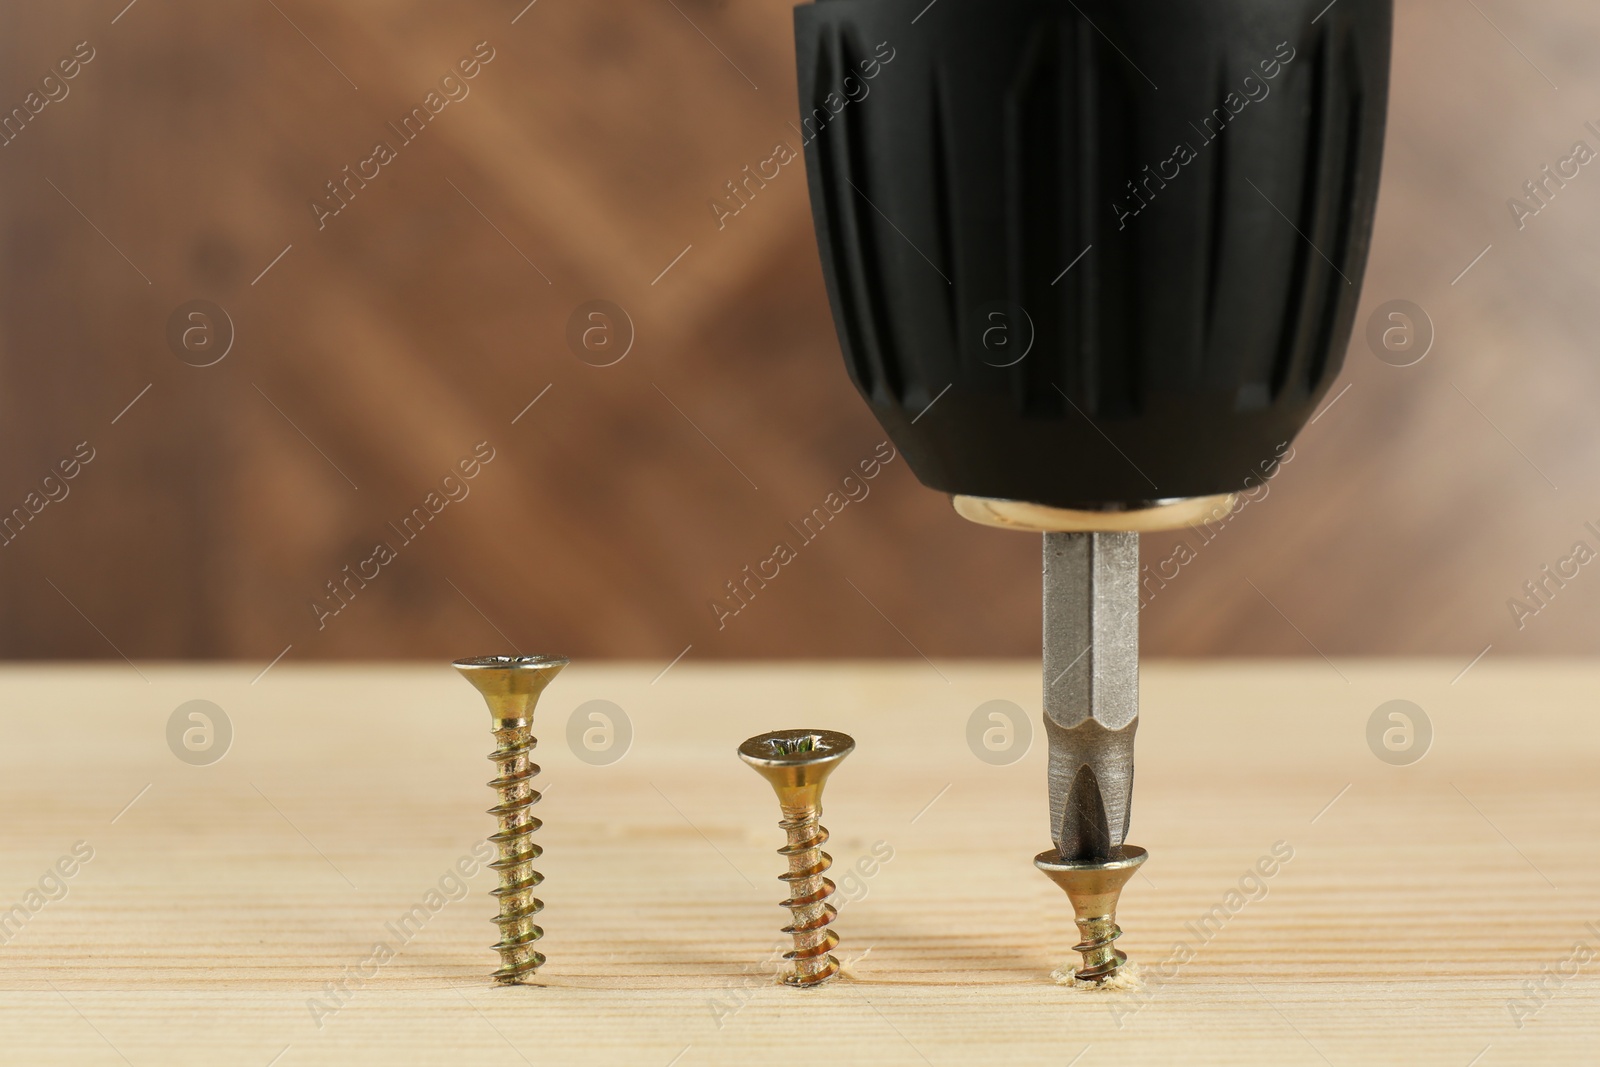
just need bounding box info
[0,660,1594,1064]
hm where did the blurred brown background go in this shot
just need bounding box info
[0,0,1596,666]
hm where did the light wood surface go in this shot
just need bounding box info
[1,660,1595,1064]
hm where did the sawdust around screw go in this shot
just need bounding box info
[1051,961,1145,992]
[836,947,871,979]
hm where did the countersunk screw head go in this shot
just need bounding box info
[738,729,855,811]
[454,655,569,726]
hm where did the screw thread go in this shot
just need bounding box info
[1071,914,1126,982]
[487,723,544,984]
[774,806,840,986]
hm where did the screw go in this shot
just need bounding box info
[1034,844,1147,982]
[454,654,569,985]
[738,729,855,987]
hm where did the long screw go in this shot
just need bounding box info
[454,654,569,985]
[738,729,855,987]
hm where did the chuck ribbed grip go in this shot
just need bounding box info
[795,0,1391,506]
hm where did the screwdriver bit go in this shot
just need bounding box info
[1044,531,1138,862]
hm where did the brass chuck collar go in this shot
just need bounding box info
[952,494,1236,534]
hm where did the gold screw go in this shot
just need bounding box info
[454,654,568,985]
[738,729,855,987]
[1034,844,1147,982]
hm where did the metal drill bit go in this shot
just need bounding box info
[1043,531,1139,862]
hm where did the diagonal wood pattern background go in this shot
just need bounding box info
[0,0,1598,665]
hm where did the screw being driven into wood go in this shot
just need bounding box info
[1035,845,1147,983]
[738,729,855,987]
[454,654,568,985]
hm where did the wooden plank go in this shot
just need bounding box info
[0,660,1593,1063]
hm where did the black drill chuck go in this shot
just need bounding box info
[795,0,1392,507]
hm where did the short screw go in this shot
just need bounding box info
[738,729,855,987]
[454,654,568,985]
[1034,844,1147,982]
